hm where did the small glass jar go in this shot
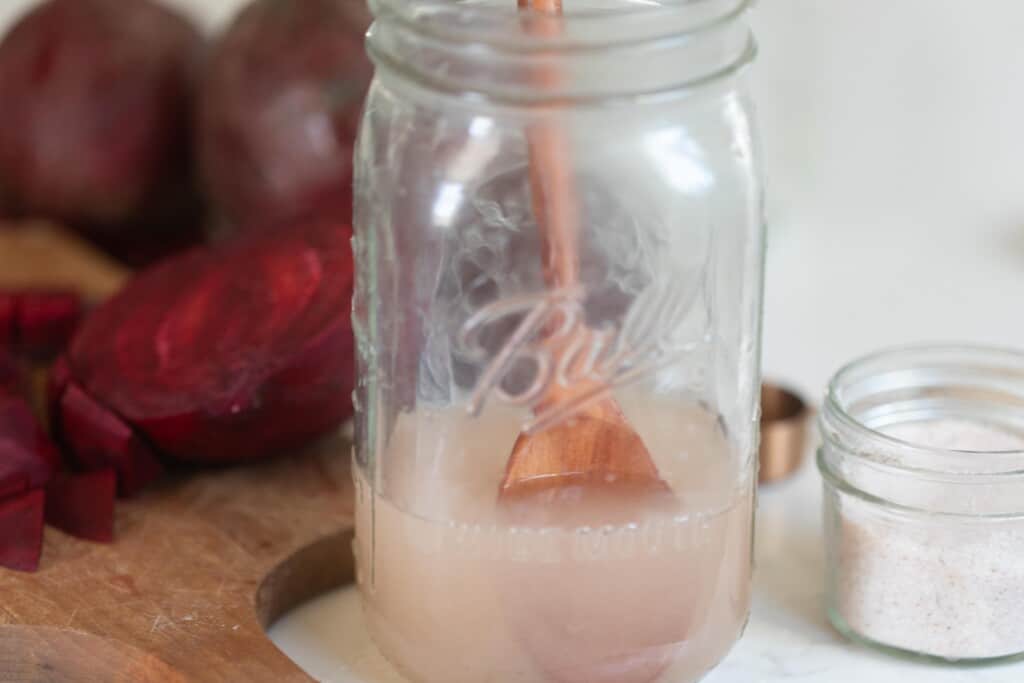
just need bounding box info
[352,1,764,681]
[819,345,1024,663]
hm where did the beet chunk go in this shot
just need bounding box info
[47,354,72,434]
[62,218,356,465]
[17,290,82,358]
[0,350,25,398]
[58,384,163,497]
[45,468,115,543]
[0,395,60,495]
[0,290,82,360]
[0,488,45,572]
[199,0,372,231]
[0,0,204,261]
[1,350,58,499]
[0,293,14,348]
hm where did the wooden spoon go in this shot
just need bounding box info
[495,3,683,682]
[498,0,674,523]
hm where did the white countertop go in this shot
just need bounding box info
[269,2,1024,681]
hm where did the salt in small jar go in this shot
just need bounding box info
[818,345,1024,663]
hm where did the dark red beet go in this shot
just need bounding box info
[58,384,163,497]
[199,0,372,231]
[0,397,60,491]
[17,290,81,358]
[0,293,14,348]
[0,0,205,263]
[62,218,356,465]
[0,349,26,398]
[1,351,58,499]
[0,488,45,571]
[45,468,115,543]
[0,290,82,359]
[47,354,72,434]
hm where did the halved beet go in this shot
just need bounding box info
[45,468,115,543]
[58,384,163,497]
[0,488,45,571]
[62,217,356,465]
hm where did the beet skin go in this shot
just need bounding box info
[199,0,372,232]
[0,0,205,263]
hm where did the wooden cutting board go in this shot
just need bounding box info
[0,223,357,682]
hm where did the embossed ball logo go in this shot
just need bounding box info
[457,281,701,433]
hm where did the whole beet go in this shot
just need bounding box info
[199,0,372,232]
[0,0,204,263]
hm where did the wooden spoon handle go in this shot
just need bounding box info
[520,0,579,291]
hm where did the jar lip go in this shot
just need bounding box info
[369,0,752,51]
[823,343,1024,476]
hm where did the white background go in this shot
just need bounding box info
[3,1,1024,681]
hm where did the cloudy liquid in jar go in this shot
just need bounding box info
[354,394,753,683]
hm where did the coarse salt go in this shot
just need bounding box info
[830,418,1024,660]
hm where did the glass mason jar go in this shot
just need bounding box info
[352,1,764,681]
[819,346,1024,663]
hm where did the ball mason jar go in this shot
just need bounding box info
[352,1,764,681]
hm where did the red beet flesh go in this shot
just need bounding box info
[45,468,115,543]
[0,0,204,262]
[2,350,114,561]
[0,294,14,348]
[1,349,49,565]
[0,290,82,359]
[1,351,59,497]
[1,353,50,568]
[61,218,356,465]
[0,397,60,495]
[0,488,45,571]
[199,0,372,231]
[0,349,26,399]
[17,291,83,358]
[58,384,163,497]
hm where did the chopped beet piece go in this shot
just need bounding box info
[0,472,27,501]
[58,385,163,497]
[47,355,72,437]
[45,468,115,543]
[0,293,14,348]
[0,488,45,572]
[0,396,60,492]
[16,290,82,359]
[0,350,26,398]
[63,218,356,464]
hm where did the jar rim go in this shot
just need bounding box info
[370,0,752,51]
[822,344,1024,478]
